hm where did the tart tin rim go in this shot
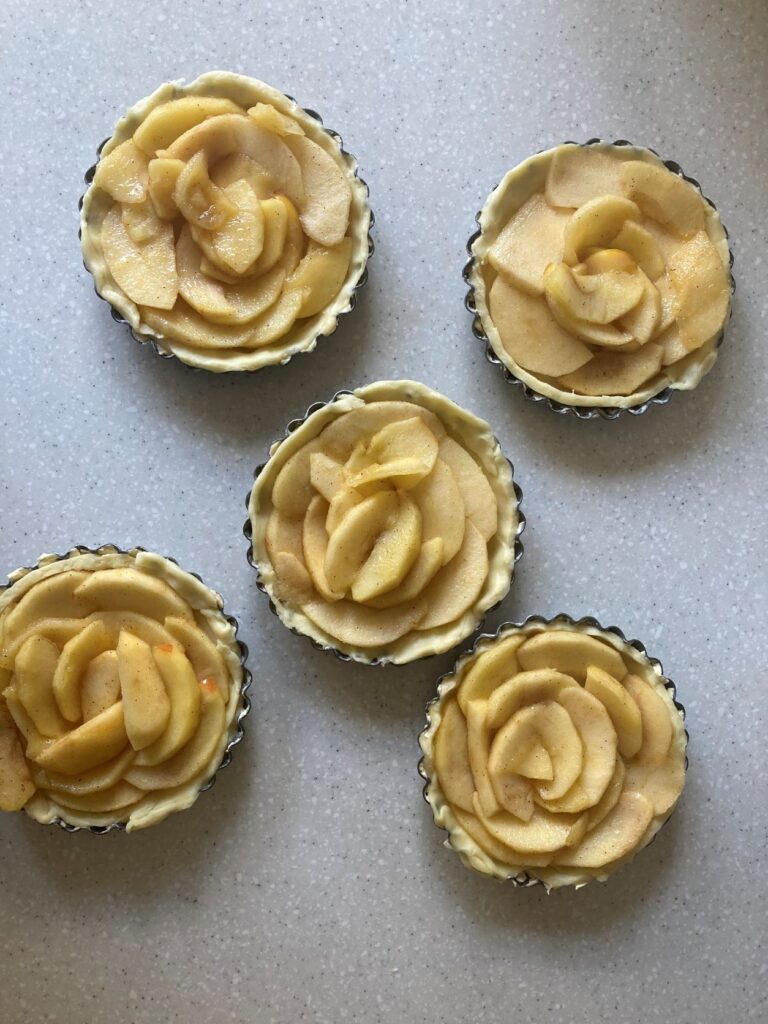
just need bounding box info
[464,137,736,420]
[1,543,252,835]
[243,387,526,667]
[418,613,688,888]
[79,78,374,375]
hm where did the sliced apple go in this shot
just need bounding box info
[618,272,662,344]
[546,293,635,348]
[101,204,177,309]
[457,635,525,715]
[563,195,641,264]
[35,701,127,776]
[14,635,69,737]
[301,595,426,647]
[517,631,627,682]
[625,754,685,815]
[265,511,304,565]
[210,153,274,199]
[623,675,674,765]
[433,700,474,814]
[416,522,488,631]
[133,96,244,155]
[491,701,583,804]
[2,571,93,645]
[545,145,625,207]
[318,402,446,463]
[554,791,654,868]
[87,611,179,652]
[585,665,642,759]
[584,756,625,831]
[466,699,499,817]
[309,452,345,503]
[271,439,322,518]
[326,486,364,535]
[619,160,705,238]
[244,287,306,348]
[488,276,592,377]
[611,220,665,280]
[52,620,113,722]
[80,650,121,723]
[473,793,575,855]
[656,276,677,334]
[453,807,553,868]
[163,616,228,686]
[272,552,314,606]
[487,194,570,295]
[409,459,465,564]
[487,669,579,731]
[46,780,142,814]
[667,230,730,351]
[1,619,87,672]
[581,248,637,275]
[284,134,351,246]
[142,299,262,349]
[241,197,291,275]
[0,722,35,810]
[345,418,439,493]
[544,262,644,325]
[437,438,497,541]
[132,645,202,766]
[32,746,134,796]
[658,324,688,366]
[303,495,345,602]
[121,200,170,246]
[190,178,264,274]
[556,342,663,396]
[74,569,193,623]
[93,140,149,203]
[324,490,398,594]
[247,102,304,136]
[148,157,185,219]
[173,150,235,231]
[117,631,171,751]
[364,538,444,610]
[351,492,421,602]
[286,237,352,318]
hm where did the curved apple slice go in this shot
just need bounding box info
[88,611,180,651]
[324,490,399,594]
[271,440,322,518]
[74,568,194,623]
[491,702,582,804]
[546,291,634,348]
[487,193,570,295]
[46,780,142,814]
[248,197,303,278]
[247,102,304,137]
[284,135,351,246]
[190,179,264,274]
[2,571,93,645]
[301,595,426,647]
[132,645,202,766]
[473,793,575,855]
[457,634,525,715]
[416,521,488,631]
[93,140,149,203]
[555,791,654,868]
[410,458,467,562]
[585,665,642,759]
[163,616,228,686]
[453,806,553,868]
[309,453,345,503]
[15,636,69,737]
[243,288,306,349]
[658,324,688,366]
[286,237,353,318]
[667,230,730,350]
[326,486,363,534]
[53,620,113,722]
[148,157,185,219]
[265,510,304,565]
[173,151,235,231]
[1,619,84,671]
[625,754,685,816]
[584,756,625,830]
[210,153,274,198]
[0,722,35,811]
[345,417,439,492]
[581,248,637,275]
[487,669,579,731]
[117,632,171,751]
[619,161,704,238]
[618,272,662,344]
[303,495,345,602]
[351,492,421,603]
[272,552,314,606]
[623,675,674,765]
[318,402,446,462]
[133,96,244,155]
[556,343,663,396]
[543,262,644,325]
[141,299,262,349]
[80,650,121,723]
[466,699,502,817]
[33,746,134,796]
[488,276,592,377]
[545,145,625,208]
[563,195,641,264]
[36,701,127,776]
[365,538,443,610]
[517,630,627,683]
[611,220,665,280]
[101,205,178,309]
[437,438,497,542]
[434,697,475,813]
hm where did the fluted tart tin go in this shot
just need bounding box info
[419,614,688,889]
[464,138,734,419]
[0,544,251,834]
[244,381,525,666]
[80,71,373,373]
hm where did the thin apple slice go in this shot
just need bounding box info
[544,262,644,325]
[284,134,352,246]
[266,511,304,565]
[93,140,149,203]
[74,568,194,622]
[625,754,685,815]
[286,237,353,317]
[303,495,345,602]
[14,636,69,737]
[351,492,421,602]
[301,595,426,647]
[324,490,398,594]
[658,324,688,366]
[437,438,497,541]
[563,195,641,264]
[80,650,121,723]
[623,675,674,765]
[1,571,92,644]
[163,616,228,686]
[433,697,475,813]
[546,291,635,348]
[46,780,142,814]
[210,153,274,199]
[581,249,637,275]
[584,756,625,831]
[364,538,444,609]
[490,701,583,803]
[247,102,303,135]
[148,157,185,219]
[619,161,705,238]
[457,635,525,715]
[554,791,654,868]
[517,630,627,681]
[271,439,322,518]
[140,300,259,349]
[87,611,179,652]
[585,665,642,759]
[133,96,244,155]
[656,276,677,334]
[473,793,575,855]
[488,276,592,377]
[236,197,290,276]
[409,459,465,564]
[101,205,178,309]
[453,807,553,868]
[132,645,202,766]
[487,194,570,295]
[324,488,363,541]
[345,417,439,491]
[556,343,663,396]
[318,402,446,462]
[611,220,665,280]
[173,150,235,230]
[466,699,500,817]
[35,701,127,775]
[309,452,345,503]
[243,288,306,348]
[52,620,113,722]
[0,718,35,810]
[272,552,314,606]
[1,619,85,672]
[545,145,625,207]
[121,200,170,246]
[117,631,171,751]
[667,230,730,350]
[191,179,264,274]
[417,522,488,630]
[487,669,579,731]
[618,272,662,344]
[32,746,134,796]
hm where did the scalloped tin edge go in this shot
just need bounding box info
[1,543,252,835]
[463,138,736,420]
[418,613,688,889]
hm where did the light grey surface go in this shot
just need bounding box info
[0,1,766,1021]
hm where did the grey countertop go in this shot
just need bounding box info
[1,1,766,1021]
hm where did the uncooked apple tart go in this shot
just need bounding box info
[246,381,523,665]
[420,618,687,887]
[80,72,371,372]
[468,141,732,411]
[0,546,249,831]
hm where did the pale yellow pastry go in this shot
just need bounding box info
[0,547,248,832]
[247,381,522,665]
[469,142,732,409]
[420,618,686,887]
[81,72,371,372]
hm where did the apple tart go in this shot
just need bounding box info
[246,381,523,665]
[0,546,250,832]
[420,617,687,887]
[467,141,733,412]
[81,72,371,372]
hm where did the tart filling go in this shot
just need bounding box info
[248,381,520,664]
[470,143,731,408]
[81,72,371,372]
[420,620,686,887]
[0,549,245,831]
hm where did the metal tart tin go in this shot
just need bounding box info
[0,544,252,835]
[418,613,688,888]
[464,138,735,420]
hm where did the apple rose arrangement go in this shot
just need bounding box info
[422,626,686,886]
[0,558,241,830]
[482,144,731,400]
[85,86,358,362]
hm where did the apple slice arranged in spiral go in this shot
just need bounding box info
[94,140,149,203]
[487,193,570,295]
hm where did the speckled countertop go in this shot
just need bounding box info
[1,1,766,1021]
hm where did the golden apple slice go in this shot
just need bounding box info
[326,486,364,535]
[351,492,421,602]
[487,194,570,295]
[265,510,304,564]
[74,568,194,622]
[581,248,637,275]
[1,571,92,644]
[563,195,641,264]
[345,417,439,491]
[35,701,127,775]
[286,237,352,318]
[163,616,228,686]
[190,179,264,274]
[1,619,84,672]
[133,96,244,155]
[517,631,627,682]
[409,459,465,564]
[437,438,497,541]
[466,699,500,817]
[272,552,314,606]
[584,756,625,830]
[667,230,730,350]
[210,153,274,198]
[93,139,149,203]
[247,102,304,136]
[543,262,645,325]
[303,495,345,602]
[318,402,446,462]
[32,746,134,797]
[473,793,575,854]
[141,300,262,349]
[364,538,444,610]
[457,635,525,715]
[488,276,592,377]
[285,134,352,246]
[585,665,643,759]
[623,675,674,765]
[121,200,170,246]
[658,324,688,366]
[490,769,536,820]
[244,197,291,275]
[132,645,202,766]
[554,791,654,868]
[618,273,662,344]
[556,342,663,396]
[125,681,225,791]
[324,490,398,594]
[53,620,113,722]
[243,287,306,348]
[416,522,488,630]
[309,452,345,503]
[0,719,35,810]
[487,669,579,730]
[101,205,177,309]
[611,220,665,280]
[453,807,553,868]
[656,276,677,334]
[619,161,705,238]
[491,702,583,803]
[173,150,236,231]
[117,631,171,751]
[80,650,121,723]
[46,781,142,814]
[148,157,185,219]
[301,595,426,647]
[271,439,322,518]
[433,697,475,813]
[546,292,634,348]
[625,754,685,815]
[545,145,625,207]
[14,635,69,737]
[87,611,179,651]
